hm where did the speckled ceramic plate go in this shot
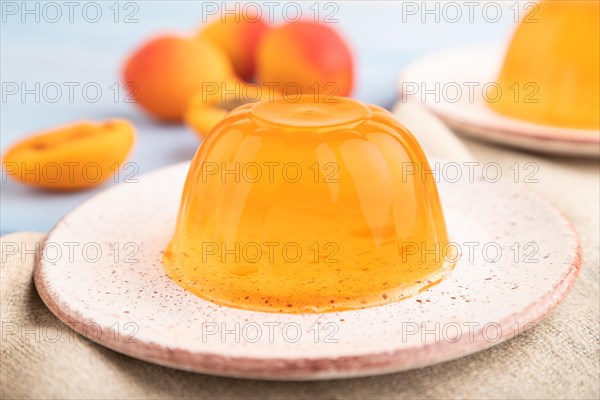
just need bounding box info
[34,161,581,380]
[398,44,600,157]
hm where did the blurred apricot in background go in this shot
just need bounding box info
[123,17,355,132]
[123,35,235,121]
[257,21,354,97]
[199,11,270,81]
[184,79,251,139]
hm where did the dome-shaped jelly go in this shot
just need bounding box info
[488,0,600,130]
[163,96,455,313]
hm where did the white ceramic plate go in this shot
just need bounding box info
[398,44,600,157]
[35,162,581,380]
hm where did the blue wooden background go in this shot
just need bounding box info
[1,1,519,233]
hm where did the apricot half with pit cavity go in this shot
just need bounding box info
[2,119,135,191]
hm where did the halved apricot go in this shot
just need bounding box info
[2,119,135,190]
[184,79,257,138]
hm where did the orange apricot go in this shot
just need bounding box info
[123,35,235,122]
[199,12,270,81]
[184,79,267,138]
[2,120,135,191]
[256,21,354,97]
[185,92,231,139]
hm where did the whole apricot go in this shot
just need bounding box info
[2,120,135,191]
[123,35,235,122]
[256,21,354,97]
[199,12,269,81]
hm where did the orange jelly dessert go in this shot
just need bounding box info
[163,96,455,313]
[488,0,600,129]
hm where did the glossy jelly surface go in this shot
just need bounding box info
[163,96,455,313]
[489,0,600,130]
